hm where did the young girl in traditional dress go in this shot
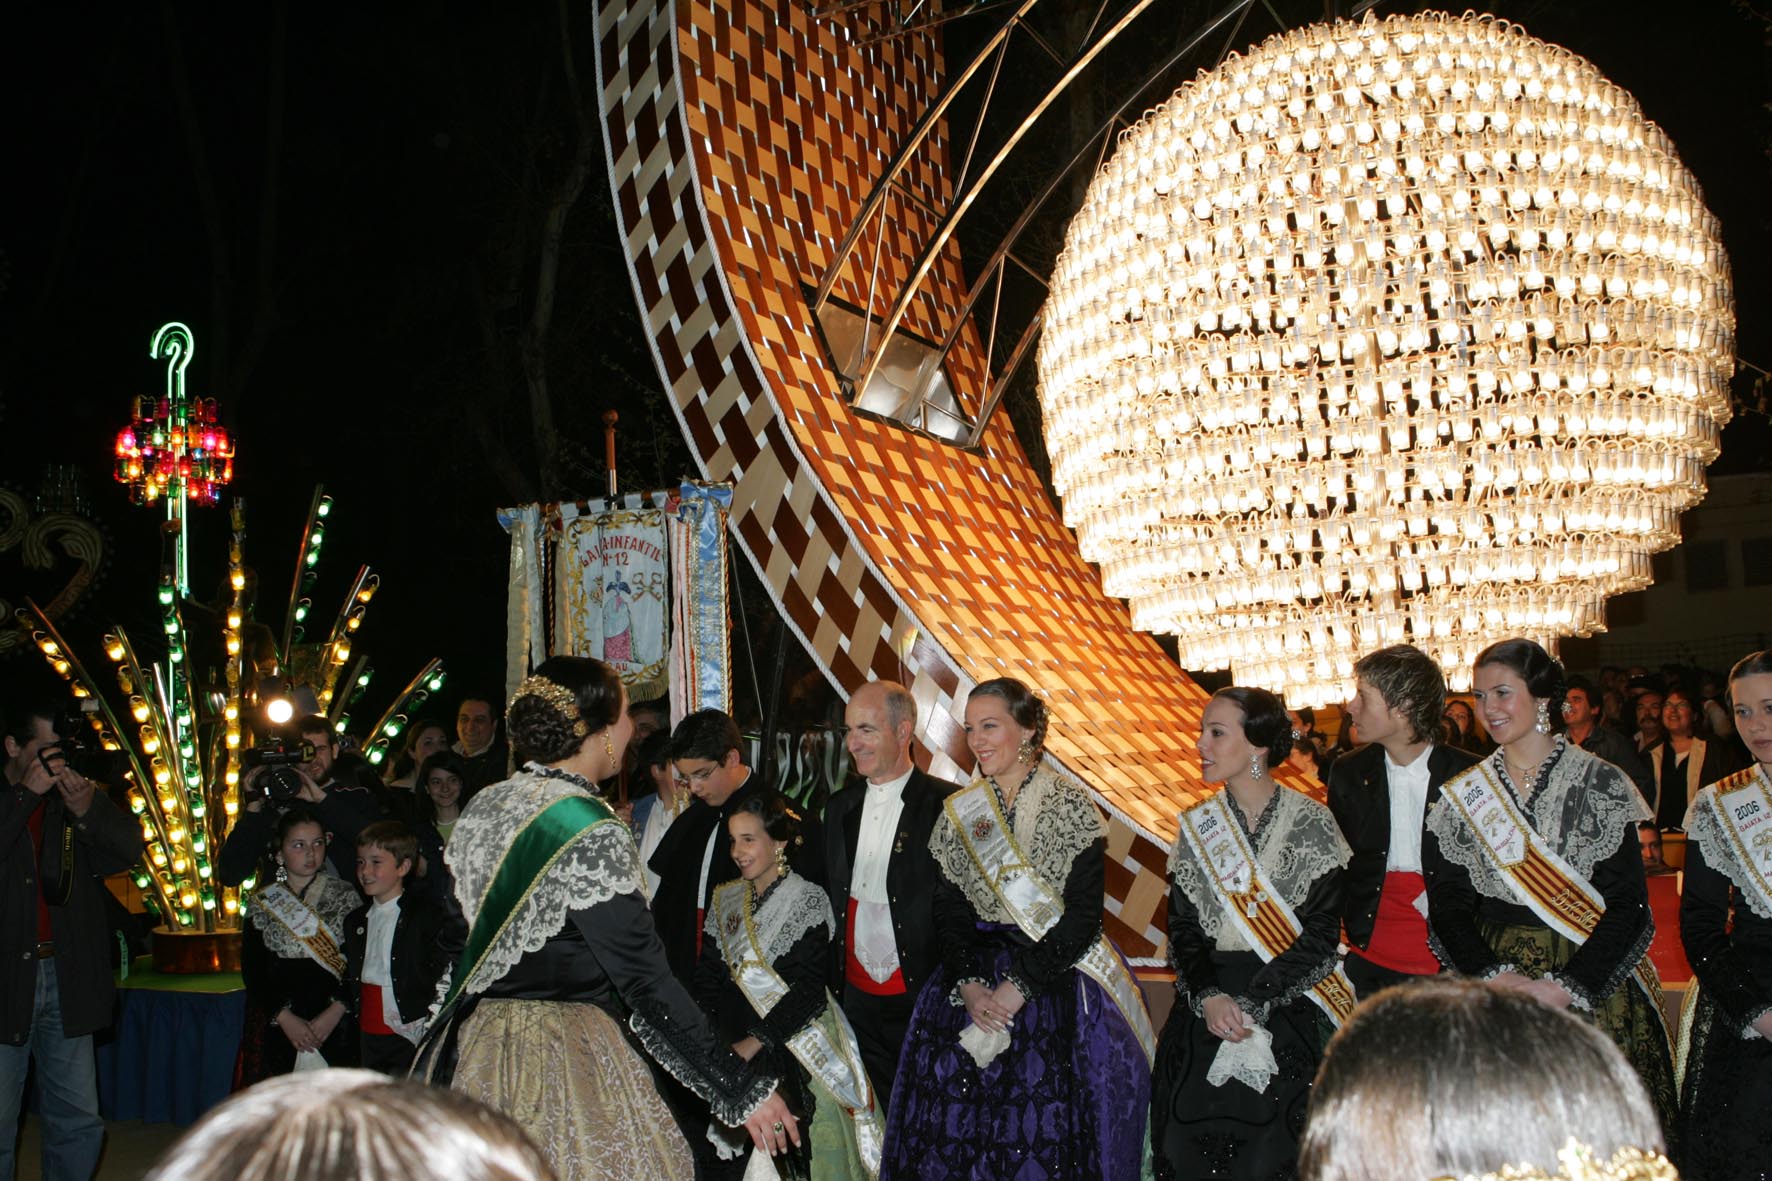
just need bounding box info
[1152,686,1352,1180]
[697,794,879,1180]
[239,807,359,1082]
[1677,649,1772,1179]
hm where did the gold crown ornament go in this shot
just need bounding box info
[1434,1142,1679,1181]
[510,675,590,738]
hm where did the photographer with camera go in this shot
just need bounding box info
[218,716,382,888]
[2,695,143,1181]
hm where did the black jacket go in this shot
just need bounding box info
[2,784,143,1042]
[217,783,385,887]
[1326,742,1477,952]
[821,767,959,993]
[341,889,463,1026]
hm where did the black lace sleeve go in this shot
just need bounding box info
[570,892,777,1127]
[933,873,986,988]
[1242,866,1344,1023]
[750,923,831,1050]
[1167,879,1221,1009]
[1006,837,1105,998]
[1556,826,1652,1007]
[1423,820,1504,977]
[1681,840,1772,1032]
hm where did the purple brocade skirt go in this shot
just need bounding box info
[878,924,1151,1181]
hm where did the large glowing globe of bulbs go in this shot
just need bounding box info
[1037,11,1733,707]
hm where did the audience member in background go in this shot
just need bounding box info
[1423,639,1678,1148]
[415,659,797,1181]
[1697,670,1734,741]
[1634,685,1667,753]
[630,731,684,900]
[239,806,359,1082]
[1443,697,1494,757]
[696,794,879,1180]
[1676,650,1772,1181]
[1328,646,1477,999]
[330,752,450,905]
[1648,687,1746,832]
[1563,674,1655,804]
[628,698,668,749]
[1602,686,1635,738]
[386,720,452,791]
[824,680,958,1111]
[341,820,460,1076]
[415,751,474,845]
[1298,980,1674,1181]
[454,694,510,792]
[219,716,381,885]
[2,696,143,1181]
[144,1069,556,1181]
[1284,707,1329,782]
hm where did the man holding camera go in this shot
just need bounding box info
[218,716,381,887]
[2,697,143,1181]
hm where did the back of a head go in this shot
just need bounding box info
[1299,980,1665,1181]
[145,1069,555,1181]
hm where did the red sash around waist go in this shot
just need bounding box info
[1352,871,1441,976]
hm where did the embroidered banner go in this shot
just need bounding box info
[668,483,732,725]
[560,506,669,700]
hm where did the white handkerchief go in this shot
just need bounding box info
[293,1049,329,1073]
[1206,1024,1276,1093]
[958,1021,1013,1069]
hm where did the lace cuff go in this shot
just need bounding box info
[628,1009,777,1127]
[1545,972,1594,1012]
[1185,985,1226,1018]
[1740,1001,1772,1040]
[1479,962,1520,981]
[1247,951,1341,1025]
[1568,919,1653,1008]
[948,977,990,1006]
[1003,970,1034,1000]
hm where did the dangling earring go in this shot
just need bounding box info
[601,728,617,777]
[274,860,288,885]
[1535,700,1552,734]
[1017,736,1039,765]
[773,844,790,878]
[1249,754,1265,780]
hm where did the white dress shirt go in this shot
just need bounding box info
[1383,746,1434,875]
[850,768,911,982]
[363,896,423,1044]
[638,795,677,900]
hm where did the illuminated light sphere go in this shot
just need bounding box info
[265,697,295,726]
[1038,12,1734,706]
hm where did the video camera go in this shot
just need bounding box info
[241,735,318,802]
[36,704,125,784]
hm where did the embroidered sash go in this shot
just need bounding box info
[441,793,620,1010]
[1709,764,1772,919]
[1177,793,1357,1027]
[255,884,347,978]
[711,882,883,1178]
[944,781,1157,1066]
[1438,763,1671,1043]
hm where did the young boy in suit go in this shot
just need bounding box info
[342,820,459,1074]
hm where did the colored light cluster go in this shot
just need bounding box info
[114,396,235,507]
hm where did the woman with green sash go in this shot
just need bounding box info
[696,793,880,1180]
[1423,639,1678,1152]
[417,656,799,1181]
[1677,649,1772,1180]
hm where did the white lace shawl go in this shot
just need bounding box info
[1167,787,1351,952]
[705,873,833,967]
[444,765,642,997]
[1425,739,1650,906]
[1686,773,1772,922]
[248,874,359,962]
[928,766,1106,920]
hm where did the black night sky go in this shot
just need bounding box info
[4,1,1770,727]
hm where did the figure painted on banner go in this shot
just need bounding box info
[1153,687,1351,1181]
[880,678,1152,1181]
[1299,980,1675,1181]
[413,657,799,1181]
[1327,645,1477,999]
[2,695,144,1181]
[1676,650,1772,1180]
[238,806,360,1083]
[1648,687,1747,832]
[1422,639,1679,1149]
[603,575,634,664]
[695,794,879,1181]
[823,680,959,1112]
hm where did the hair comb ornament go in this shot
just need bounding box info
[510,675,590,738]
[1433,1143,1678,1181]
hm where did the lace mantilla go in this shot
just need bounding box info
[1167,787,1350,950]
[705,873,833,966]
[928,765,1106,920]
[1426,740,1649,907]
[1686,776,1772,921]
[248,874,359,962]
[444,765,642,997]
